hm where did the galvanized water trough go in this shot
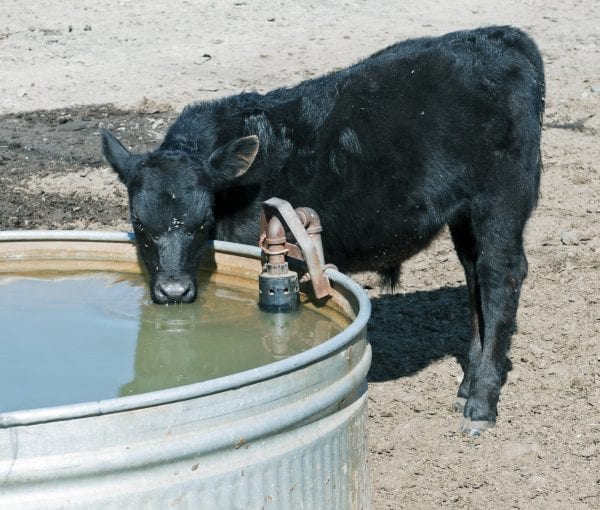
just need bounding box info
[0,231,371,510]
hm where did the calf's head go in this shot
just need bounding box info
[102,129,259,304]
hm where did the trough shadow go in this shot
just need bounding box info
[366,285,512,384]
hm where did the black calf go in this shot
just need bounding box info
[102,26,545,435]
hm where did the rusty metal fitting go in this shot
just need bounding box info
[259,214,300,312]
[258,271,299,312]
[294,207,326,268]
[259,198,333,302]
[295,208,323,234]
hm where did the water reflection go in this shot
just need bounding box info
[261,311,335,360]
[0,275,141,412]
[120,283,341,396]
[0,273,343,411]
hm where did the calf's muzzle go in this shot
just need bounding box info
[152,273,197,304]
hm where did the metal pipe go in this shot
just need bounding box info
[259,215,300,312]
[261,198,332,299]
[295,207,325,266]
[0,230,135,242]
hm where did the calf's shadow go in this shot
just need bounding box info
[366,285,512,384]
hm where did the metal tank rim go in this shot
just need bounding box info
[0,230,371,428]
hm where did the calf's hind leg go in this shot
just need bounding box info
[449,218,483,415]
[458,209,529,437]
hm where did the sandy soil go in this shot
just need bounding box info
[1,1,599,508]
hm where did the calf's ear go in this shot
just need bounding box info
[102,129,136,184]
[208,135,260,187]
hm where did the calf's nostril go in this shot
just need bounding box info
[181,284,197,303]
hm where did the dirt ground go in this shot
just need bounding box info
[1,1,599,508]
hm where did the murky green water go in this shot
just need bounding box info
[0,273,346,413]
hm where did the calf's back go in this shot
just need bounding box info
[161,25,544,278]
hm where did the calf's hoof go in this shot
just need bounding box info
[460,417,495,438]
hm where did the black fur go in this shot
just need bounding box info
[102,26,545,432]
